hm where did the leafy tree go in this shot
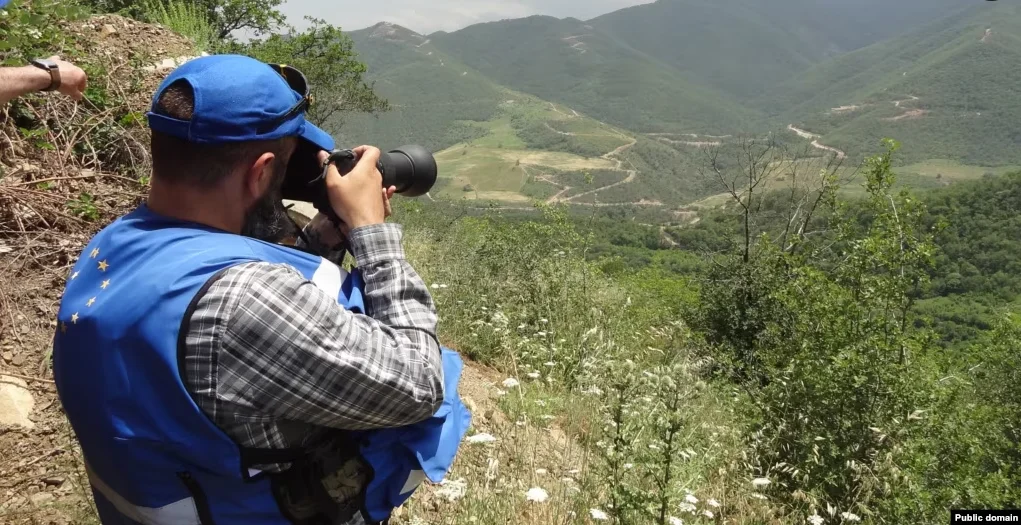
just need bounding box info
[689,140,946,521]
[225,17,390,128]
[82,0,285,40]
[205,0,284,39]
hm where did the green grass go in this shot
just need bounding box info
[462,115,527,150]
[898,159,1021,181]
[141,0,215,53]
[427,91,636,204]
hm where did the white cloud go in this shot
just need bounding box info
[277,0,655,34]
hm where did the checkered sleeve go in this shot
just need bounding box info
[203,223,444,431]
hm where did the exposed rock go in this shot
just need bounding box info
[42,476,65,487]
[29,491,54,505]
[0,375,35,429]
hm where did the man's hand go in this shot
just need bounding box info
[320,146,398,231]
[49,56,88,101]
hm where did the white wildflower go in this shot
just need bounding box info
[707,498,720,508]
[568,469,581,475]
[540,318,548,323]
[702,510,714,519]
[466,433,498,444]
[535,468,548,475]
[527,372,541,379]
[678,502,696,513]
[440,284,448,289]
[544,361,555,367]
[536,331,547,337]
[840,512,861,522]
[590,509,609,521]
[808,514,824,525]
[525,487,548,503]
[501,378,520,388]
[684,494,698,505]
[495,389,508,396]
[751,493,767,500]
[668,518,684,525]
[431,283,440,289]
[751,477,770,487]
[485,457,499,481]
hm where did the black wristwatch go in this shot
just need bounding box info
[29,58,61,92]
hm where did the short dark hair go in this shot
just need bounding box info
[150,80,296,186]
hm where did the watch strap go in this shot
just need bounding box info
[30,59,61,92]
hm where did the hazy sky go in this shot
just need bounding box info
[277,0,656,35]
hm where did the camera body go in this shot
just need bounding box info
[281,141,438,226]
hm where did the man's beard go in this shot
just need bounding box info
[239,161,296,243]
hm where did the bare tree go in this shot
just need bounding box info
[697,130,857,262]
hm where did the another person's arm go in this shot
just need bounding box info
[0,56,88,105]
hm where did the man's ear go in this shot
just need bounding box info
[243,152,277,202]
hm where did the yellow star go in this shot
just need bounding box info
[70,271,79,280]
[71,312,79,324]
[98,260,109,272]
[90,248,100,258]
[86,297,96,307]
[60,321,67,334]
[101,279,110,290]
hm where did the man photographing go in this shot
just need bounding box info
[51,54,468,525]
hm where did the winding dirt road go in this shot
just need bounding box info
[545,131,639,204]
[787,124,846,160]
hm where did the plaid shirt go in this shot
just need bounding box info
[179,221,442,520]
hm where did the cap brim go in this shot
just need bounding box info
[299,120,335,152]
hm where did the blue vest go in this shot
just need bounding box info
[52,205,471,524]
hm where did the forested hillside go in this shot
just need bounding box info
[427,15,757,135]
[764,2,1021,165]
[340,0,1021,208]
[588,0,974,100]
[335,23,507,153]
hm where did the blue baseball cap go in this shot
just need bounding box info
[146,54,334,152]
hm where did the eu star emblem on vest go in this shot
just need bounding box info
[56,241,112,334]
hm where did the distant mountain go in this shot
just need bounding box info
[331,23,508,153]
[588,0,974,101]
[427,15,758,135]
[764,2,1021,165]
[339,0,1021,211]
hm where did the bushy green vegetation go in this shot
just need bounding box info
[140,0,217,53]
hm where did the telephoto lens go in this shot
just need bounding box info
[380,145,438,197]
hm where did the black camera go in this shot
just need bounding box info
[281,140,438,224]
